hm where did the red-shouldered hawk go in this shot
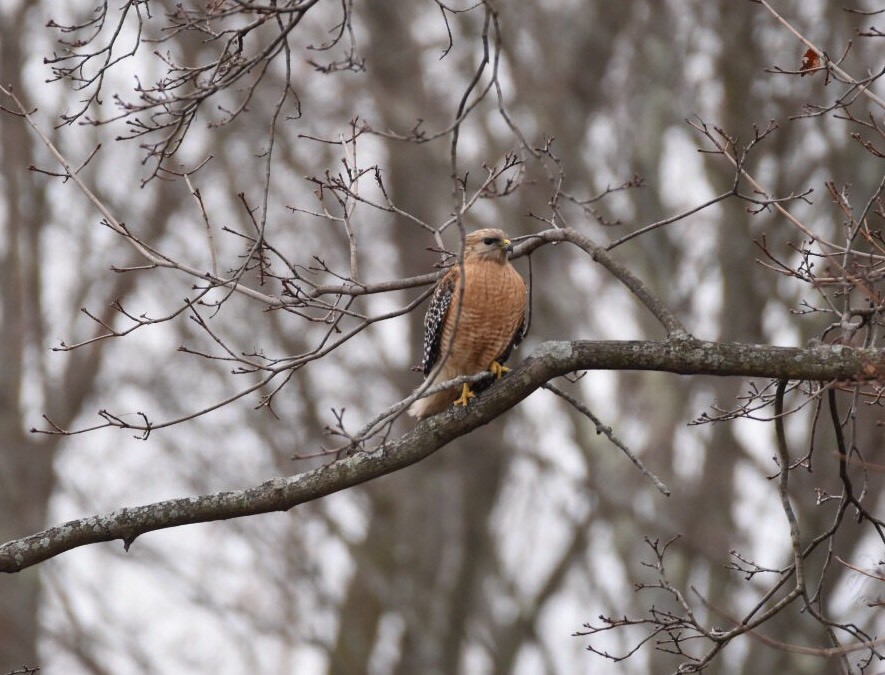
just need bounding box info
[408,228,527,419]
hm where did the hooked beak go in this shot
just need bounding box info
[503,238,513,253]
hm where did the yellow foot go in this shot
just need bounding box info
[453,382,476,407]
[490,361,510,379]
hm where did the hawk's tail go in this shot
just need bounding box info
[407,365,459,419]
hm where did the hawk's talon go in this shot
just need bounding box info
[453,382,476,407]
[490,361,510,379]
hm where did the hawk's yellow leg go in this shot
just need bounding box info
[453,383,476,407]
[490,361,510,379]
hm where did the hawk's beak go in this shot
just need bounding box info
[503,238,513,253]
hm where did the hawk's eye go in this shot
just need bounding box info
[483,237,499,246]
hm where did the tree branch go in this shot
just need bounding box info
[2,337,882,573]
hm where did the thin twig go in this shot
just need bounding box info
[542,382,670,496]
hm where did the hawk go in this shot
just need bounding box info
[408,228,527,419]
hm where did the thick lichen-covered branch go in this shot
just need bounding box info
[2,337,882,573]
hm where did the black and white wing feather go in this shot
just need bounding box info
[420,272,456,376]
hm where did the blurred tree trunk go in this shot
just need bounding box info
[329,2,460,671]
[694,0,762,654]
[0,5,174,667]
[0,6,57,665]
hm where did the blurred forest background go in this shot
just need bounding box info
[0,0,883,673]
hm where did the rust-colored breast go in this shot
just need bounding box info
[440,259,527,375]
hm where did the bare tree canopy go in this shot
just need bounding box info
[0,1,883,674]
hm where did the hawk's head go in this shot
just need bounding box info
[464,228,512,263]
